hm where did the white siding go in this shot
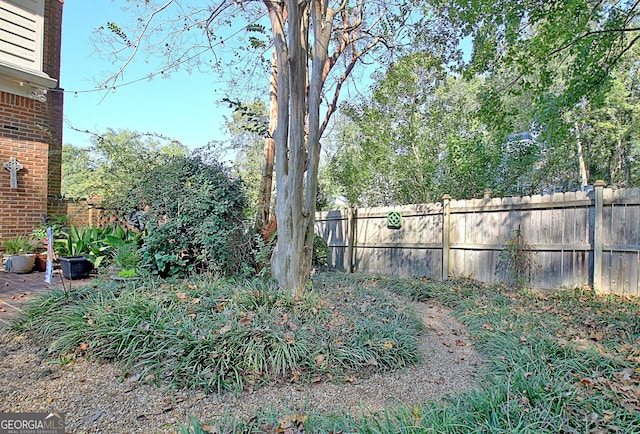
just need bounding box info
[0,0,44,71]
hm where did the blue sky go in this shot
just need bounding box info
[59,2,470,153]
[60,1,233,151]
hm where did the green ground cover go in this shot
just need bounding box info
[11,273,639,433]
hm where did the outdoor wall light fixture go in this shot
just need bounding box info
[26,87,47,102]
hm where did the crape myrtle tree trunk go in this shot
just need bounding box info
[262,0,414,294]
[264,0,332,294]
[94,0,414,295]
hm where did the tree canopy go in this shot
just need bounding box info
[81,0,640,291]
[62,129,188,205]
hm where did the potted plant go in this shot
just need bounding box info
[3,236,37,273]
[55,226,94,280]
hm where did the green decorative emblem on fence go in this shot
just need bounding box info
[387,211,402,229]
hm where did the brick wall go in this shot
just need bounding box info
[0,0,64,248]
[61,199,108,228]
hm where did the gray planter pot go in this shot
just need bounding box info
[10,254,36,273]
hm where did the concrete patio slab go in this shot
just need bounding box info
[0,269,95,328]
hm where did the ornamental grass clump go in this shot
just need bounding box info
[11,273,423,394]
[180,277,640,433]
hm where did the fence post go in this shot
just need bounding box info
[347,205,355,273]
[442,194,451,281]
[593,180,606,293]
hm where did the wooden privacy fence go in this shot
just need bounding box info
[315,183,640,296]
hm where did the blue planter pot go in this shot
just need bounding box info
[59,256,93,279]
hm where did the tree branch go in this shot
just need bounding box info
[100,0,177,89]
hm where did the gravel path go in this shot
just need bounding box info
[0,301,483,433]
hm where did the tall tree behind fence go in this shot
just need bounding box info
[315,183,640,296]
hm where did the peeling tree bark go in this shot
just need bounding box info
[265,0,334,295]
[256,51,278,240]
[262,0,403,294]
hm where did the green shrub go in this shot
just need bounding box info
[497,225,535,288]
[55,223,142,268]
[118,155,249,276]
[312,235,329,267]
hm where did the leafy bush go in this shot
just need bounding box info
[118,155,249,276]
[111,243,140,270]
[497,225,535,288]
[312,235,329,267]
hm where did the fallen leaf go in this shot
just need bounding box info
[456,339,465,346]
[315,353,325,366]
[482,323,494,331]
[284,332,296,344]
[218,324,232,335]
[590,331,605,341]
[614,368,635,384]
[345,376,361,384]
[442,341,451,347]
[238,317,252,326]
[603,410,616,422]
[411,406,421,422]
[383,341,394,349]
